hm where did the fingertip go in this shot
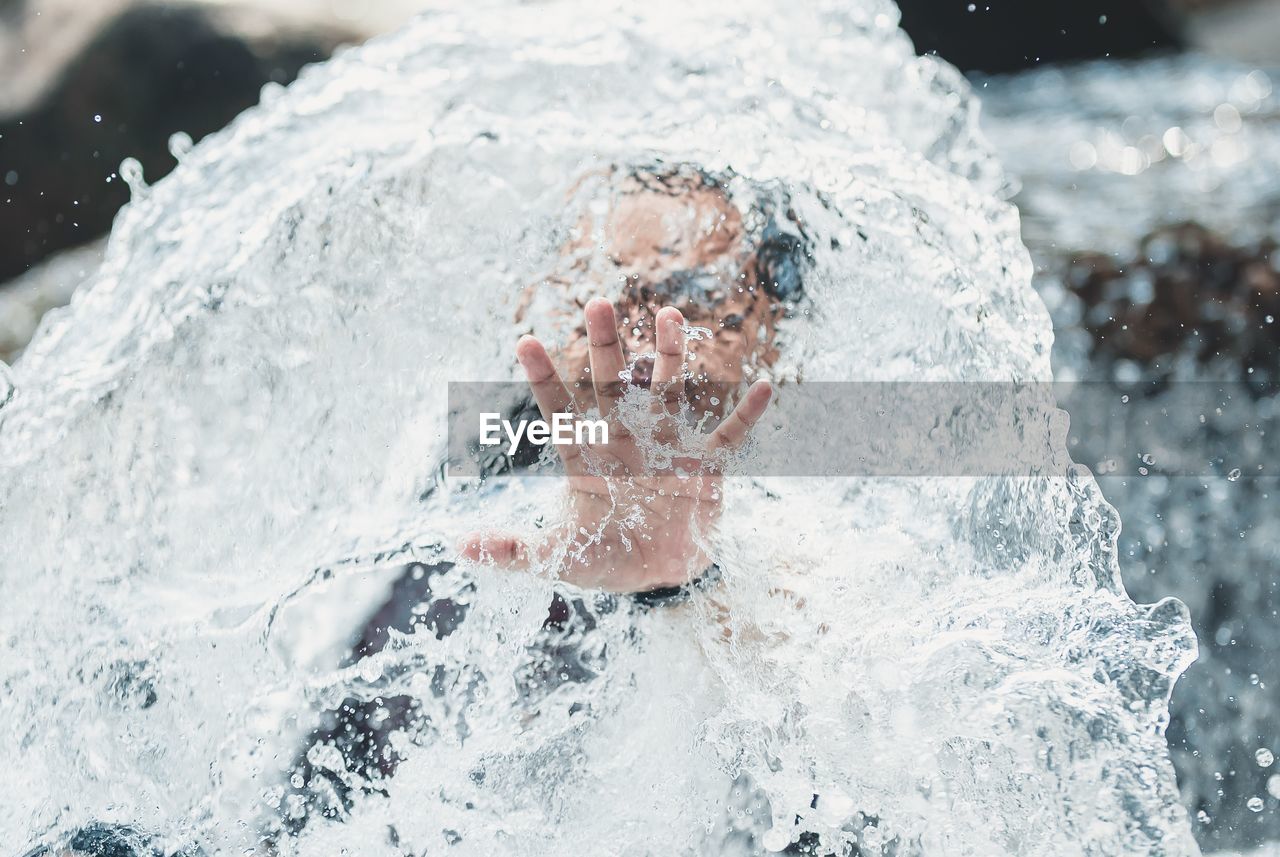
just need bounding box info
[585,299,620,343]
[657,306,685,328]
[752,379,773,404]
[655,306,686,357]
[515,334,544,363]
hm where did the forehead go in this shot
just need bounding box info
[601,170,745,273]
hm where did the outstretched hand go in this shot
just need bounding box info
[460,298,772,593]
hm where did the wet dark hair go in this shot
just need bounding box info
[753,203,808,303]
[626,161,811,304]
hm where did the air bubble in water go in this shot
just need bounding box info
[1257,748,1275,767]
[1247,796,1265,812]
[1227,468,1242,481]
[761,827,792,852]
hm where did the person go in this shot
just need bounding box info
[279,163,810,839]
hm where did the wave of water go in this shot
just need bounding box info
[984,57,1280,853]
[0,2,1198,854]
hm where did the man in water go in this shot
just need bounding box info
[281,163,809,837]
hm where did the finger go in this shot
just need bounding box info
[585,298,627,418]
[650,306,686,410]
[516,335,587,474]
[709,380,772,452]
[458,533,531,568]
[516,335,574,419]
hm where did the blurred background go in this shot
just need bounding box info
[1,1,1277,854]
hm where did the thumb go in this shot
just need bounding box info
[458,533,532,569]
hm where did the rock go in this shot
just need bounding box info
[1064,222,1280,391]
[0,2,355,285]
[896,0,1186,74]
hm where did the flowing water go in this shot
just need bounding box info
[0,2,1200,854]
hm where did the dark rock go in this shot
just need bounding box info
[0,3,353,284]
[1064,222,1280,391]
[897,0,1187,74]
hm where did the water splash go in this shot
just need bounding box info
[0,2,1196,854]
[984,55,1280,852]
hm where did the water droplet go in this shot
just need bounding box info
[1228,468,1242,482]
[1140,453,1155,466]
[119,157,147,195]
[259,81,287,105]
[1269,775,1280,799]
[1247,796,1265,812]
[92,114,102,123]
[1214,103,1243,134]
[168,131,194,161]
[1257,748,1274,768]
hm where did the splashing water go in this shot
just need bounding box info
[0,2,1198,855]
[984,56,1280,852]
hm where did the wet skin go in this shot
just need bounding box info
[460,298,773,593]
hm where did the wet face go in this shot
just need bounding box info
[544,168,787,417]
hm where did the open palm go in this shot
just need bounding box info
[461,298,772,593]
